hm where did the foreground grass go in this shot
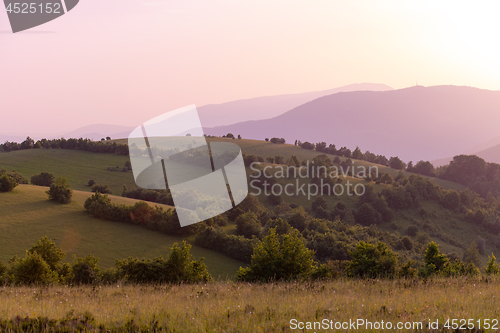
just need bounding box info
[0,277,498,332]
[0,185,243,278]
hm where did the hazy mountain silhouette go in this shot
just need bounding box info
[207,85,500,162]
[61,124,134,141]
[197,83,393,127]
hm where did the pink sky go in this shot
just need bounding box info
[1,0,500,135]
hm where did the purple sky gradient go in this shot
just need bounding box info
[1,0,500,136]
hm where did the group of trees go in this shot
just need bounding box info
[0,237,210,285]
[437,155,500,198]
[84,192,201,236]
[293,140,441,177]
[0,137,129,155]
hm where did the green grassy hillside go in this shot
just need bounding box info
[0,185,243,278]
[0,149,135,196]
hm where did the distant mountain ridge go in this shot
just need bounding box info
[0,83,391,143]
[206,85,500,162]
[197,83,393,127]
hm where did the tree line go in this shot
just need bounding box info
[0,137,129,155]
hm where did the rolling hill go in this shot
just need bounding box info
[207,85,500,163]
[197,83,393,127]
[1,138,491,267]
[0,185,243,278]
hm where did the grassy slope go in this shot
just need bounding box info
[0,139,482,263]
[206,137,466,191]
[0,149,135,196]
[0,185,243,279]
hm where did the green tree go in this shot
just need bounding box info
[356,203,382,225]
[236,212,261,238]
[46,177,73,204]
[28,236,65,272]
[389,156,405,170]
[0,175,17,192]
[411,160,435,177]
[441,190,461,210]
[236,228,316,281]
[274,155,285,164]
[346,241,399,278]
[30,172,55,187]
[352,146,364,160]
[71,255,100,284]
[463,242,481,268]
[91,184,112,194]
[420,241,448,276]
[379,173,393,184]
[287,155,301,167]
[301,142,315,150]
[486,253,500,275]
[10,251,58,285]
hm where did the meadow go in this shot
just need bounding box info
[0,149,135,196]
[0,185,243,278]
[0,277,497,332]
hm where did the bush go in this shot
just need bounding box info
[0,169,28,184]
[486,253,500,275]
[270,138,286,144]
[300,142,315,150]
[46,177,73,204]
[0,175,17,192]
[346,241,399,278]
[28,236,65,271]
[88,180,96,187]
[236,228,316,282]
[236,212,261,238]
[30,172,55,186]
[31,172,55,186]
[9,251,58,285]
[116,241,211,283]
[91,184,112,194]
[194,227,256,263]
[356,203,382,225]
[71,255,100,284]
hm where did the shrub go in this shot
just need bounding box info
[0,175,17,192]
[300,142,315,150]
[116,241,211,283]
[356,203,382,225]
[346,241,399,278]
[27,236,65,271]
[236,212,261,238]
[194,227,256,263]
[71,255,100,284]
[91,184,112,194]
[88,179,96,187]
[419,242,448,277]
[30,172,55,186]
[486,253,500,275]
[0,169,28,184]
[9,251,58,285]
[46,177,73,204]
[236,228,316,282]
[270,138,286,144]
